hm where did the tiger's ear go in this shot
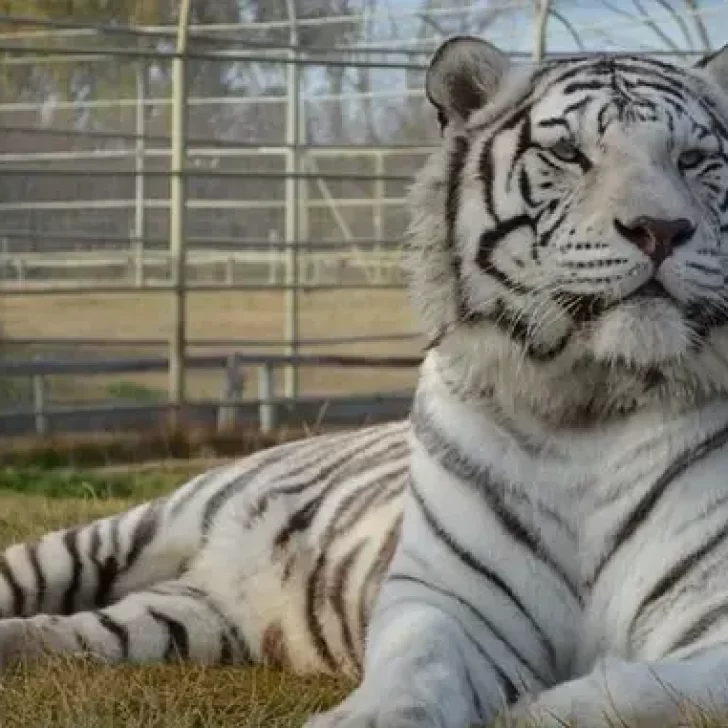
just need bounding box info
[426,36,510,130]
[695,44,728,96]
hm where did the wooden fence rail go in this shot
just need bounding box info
[0,352,421,437]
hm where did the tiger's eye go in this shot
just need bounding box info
[549,139,582,163]
[679,149,708,169]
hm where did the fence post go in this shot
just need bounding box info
[258,363,277,434]
[32,361,47,437]
[373,150,385,283]
[532,0,552,61]
[0,236,7,282]
[133,59,147,288]
[284,0,301,401]
[167,0,192,430]
[217,353,244,431]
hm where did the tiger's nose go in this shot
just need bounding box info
[614,216,695,266]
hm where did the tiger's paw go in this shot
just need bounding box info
[304,694,445,728]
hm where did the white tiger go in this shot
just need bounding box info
[4,36,728,728]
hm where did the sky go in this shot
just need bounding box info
[374,0,728,55]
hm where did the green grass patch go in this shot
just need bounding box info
[106,380,166,403]
[0,466,184,501]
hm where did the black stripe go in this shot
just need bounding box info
[255,427,403,521]
[588,424,728,589]
[109,515,121,559]
[26,544,46,614]
[357,516,402,638]
[699,100,728,143]
[476,216,534,275]
[411,404,581,605]
[331,468,406,536]
[148,583,253,662]
[447,135,471,321]
[518,166,536,209]
[563,79,612,94]
[464,665,487,720]
[560,95,594,118]
[685,261,720,276]
[148,607,190,661]
[536,207,568,249]
[201,448,293,530]
[719,189,728,213]
[667,603,728,654]
[409,482,557,669]
[274,500,319,549]
[124,503,160,571]
[536,117,571,130]
[511,117,532,174]
[629,520,728,643]
[61,529,82,615]
[330,540,366,669]
[96,611,130,658]
[597,102,614,135]
[272,439,408,548]
[220,632,235,664]
[394,549,547,683]
[498,105,532,134]
[479,137,497,221]
[619,65,691,95]
[88,520,118,608]
[94,555,118,609]
[387,571,533,701]
[305,550,338,672]
[621,77,687,103]
[0,556,24,616]
[168,465,229,518]
[535,151,563,172]
[89,522,102,566]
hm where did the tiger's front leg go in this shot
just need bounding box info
[305,509,551,728]
[305,603,492,728]
[507,643,728,727]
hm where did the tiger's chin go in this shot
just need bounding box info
[587,298,694,368]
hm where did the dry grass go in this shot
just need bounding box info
[0,659,350,728]
[0,489,352,727]
[1,289,420,402]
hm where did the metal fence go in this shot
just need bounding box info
[0,2,724,436]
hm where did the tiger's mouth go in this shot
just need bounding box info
[627,278,672,300]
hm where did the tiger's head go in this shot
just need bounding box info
[406,37,728,423]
